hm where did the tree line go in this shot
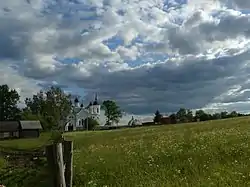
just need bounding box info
[1,83,246,130]
[154,108,247,124]
[0,84,122,130]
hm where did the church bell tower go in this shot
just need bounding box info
[92,93,100,116]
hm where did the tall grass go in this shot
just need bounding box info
[0,133,52,151]
[68,117,250,187]
[1,117,250,186]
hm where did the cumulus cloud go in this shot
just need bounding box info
[231,0,250,9]
[1,0,250,116]
[0,63,42,102]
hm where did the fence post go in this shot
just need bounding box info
[46,143,66,187]
[63,140,73,187]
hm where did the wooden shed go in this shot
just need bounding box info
[0,121,20,139]
[19,121,43,138]
[0,120,43,139]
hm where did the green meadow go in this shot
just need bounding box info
[1,117,250,187]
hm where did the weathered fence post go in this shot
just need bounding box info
[46,143,66,187]
[63,140,73,187]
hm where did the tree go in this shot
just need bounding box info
[102,100,122,125]
[21,107,40,120]
[154,110,162,124]
[195,109,211,121]
[169,113,177,124]
[186,109,193,122]
[211,113,221,120]
[0,84,21,121]
[220,111,228,119]
[84,117,99,130]
[176,108,187,123]
[25,86,72,130]
[228,111,238,118]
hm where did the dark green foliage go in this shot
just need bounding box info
[186,109,193,122]
[50,130,64,143]
[166,108,245,124]
[0,157,49,187]
[24,86,72,130]
[0,84,21,121]
[169,113,177,124]
[195,109,210,121]
[84,117,99,130]
[228,111,238,118]
[102,100,122,125]
[153,110,162,123]
[176,108,188,123]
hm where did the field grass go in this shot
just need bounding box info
[0,133,52,151]
[1,117,250,186]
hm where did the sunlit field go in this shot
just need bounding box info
[1,117,250,187]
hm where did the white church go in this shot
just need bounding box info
[65,94,102,131]
[64,94,142,132]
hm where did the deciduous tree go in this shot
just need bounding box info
[102,100,122,125]
[176,108,187,122]
[25,86,72,130]
[0,84,20,121]
[84,117,99,130]
[186,109,193,122]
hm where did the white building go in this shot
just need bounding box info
[64,94,103,131]
[64,94,143,131]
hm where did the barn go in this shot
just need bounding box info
[160,116,171,124]
[0,120,43,139]
[19,121,43,138]
[0,121,20,139]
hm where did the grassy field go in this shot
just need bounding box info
[1,117,250,186]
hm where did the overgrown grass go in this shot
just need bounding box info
[1,117,250,186]
[0,133,51,151]
[0,157,6,169]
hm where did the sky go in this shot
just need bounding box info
[1,0,250,117]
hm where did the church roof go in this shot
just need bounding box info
[93,93,99,105]
[74,98,79,103]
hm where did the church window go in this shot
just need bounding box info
[79,120,81,126]
[97,107,99,113]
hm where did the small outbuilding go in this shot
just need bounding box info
[19,120,43,138]
[0,121,20,139]
[0,120,43,139]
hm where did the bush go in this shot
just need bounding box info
[50,130,64,143]
[84,118,99,130]
[0,157,6,169]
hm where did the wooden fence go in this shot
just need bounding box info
[0,140,73,187]
[46,140,73,187]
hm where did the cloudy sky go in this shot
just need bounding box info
[1,0,250,116]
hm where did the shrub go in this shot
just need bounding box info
[84,118,100,130]
[0,157,6,169]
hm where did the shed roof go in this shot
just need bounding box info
[0,121,20,132]
[19,121,43,130]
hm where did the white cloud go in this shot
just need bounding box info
[0,63,42,102]
[1,0,250,115]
